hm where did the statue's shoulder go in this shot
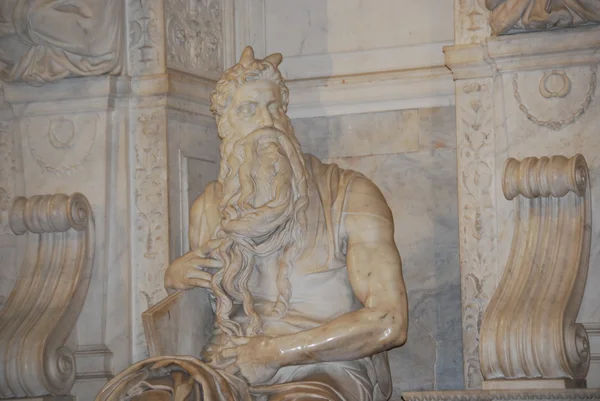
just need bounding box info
[306,153,393,224]
[190,181,221,218]
[343,173,393,224]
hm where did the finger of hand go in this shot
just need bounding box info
[210,357,236,370]
[220,347,238,359]
[184,277,211,288]
[185,269,213,281]
[231,336,251,346]
[190,257,223,269]
[197,239,222,256]
[225,363,240,376]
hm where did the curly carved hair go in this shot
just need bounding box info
[210,47,289,119]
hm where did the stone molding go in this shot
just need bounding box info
[0,193,95,397]
[402,388,600,401]
[445,25,600,79]
[285,67,455,119]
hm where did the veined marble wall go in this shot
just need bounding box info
[292,107,463,395]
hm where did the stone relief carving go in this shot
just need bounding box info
[128,0,164,75]
[480,155,591,385]
[0,120,15,234]
[166,0,223,76]
[132,109,170,359]
[0,193,95,397]
[485,0,600,35]
[512,66,597,131]
[26,113,99,176]
[457,0,491,45]
[0,0,123,85]
[135,112,167,262]
[457,81,497,389]
[539,70,572,98]
[96,47,409,401]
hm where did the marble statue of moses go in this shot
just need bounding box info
[96,46,409,401]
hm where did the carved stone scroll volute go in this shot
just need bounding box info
[479,155,591,386]
[0,193,95,397]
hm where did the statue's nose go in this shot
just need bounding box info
[257,106,274,128]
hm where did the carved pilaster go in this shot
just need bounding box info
[128,0,166,76]
[130,107,170,360]
[455,0,491,45]
[455,79,498,389]
[480,155,591,386]
[0,193,95,397]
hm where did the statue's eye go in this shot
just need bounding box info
[237,103,256,117]
[268,102,282,114]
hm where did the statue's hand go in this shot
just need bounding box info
[213,336,281,385]
[164,241,223,290]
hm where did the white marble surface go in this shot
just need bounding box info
[265,0,453,57]
[235,0,454,89]
[292,107,462,395]
[167,111,220,259]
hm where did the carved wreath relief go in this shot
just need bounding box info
[26,114,99,176]
[512,65,597,131]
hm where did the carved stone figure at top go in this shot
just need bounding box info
[95,46,408,401]
[485,0,600,35]
[0,0,123,85]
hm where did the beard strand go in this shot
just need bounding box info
[208,122,309,337]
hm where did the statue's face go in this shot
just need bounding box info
[225,80,288,140]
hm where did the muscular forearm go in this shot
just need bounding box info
[269,306,406,367]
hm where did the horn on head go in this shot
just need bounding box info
[239,46,255,67]
[263,53,283,67]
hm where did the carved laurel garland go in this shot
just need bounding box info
[0,193,95,397]
[512,66,597,131]
[480,155,591,381]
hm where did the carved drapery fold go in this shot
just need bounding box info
[0,0,124,85]
[0,193,95,397]
[485,0,600,35]
[479,155,591,381]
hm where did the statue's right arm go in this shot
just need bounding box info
[165,182,222,291]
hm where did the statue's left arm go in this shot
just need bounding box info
[276,176,407,364]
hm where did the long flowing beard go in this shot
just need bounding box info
[209,124,309,337]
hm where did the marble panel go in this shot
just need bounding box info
[167,112,220,259]
[292,109,420,160]
[332,149,462,395]
[264,0,454,57]
[293,106,462,395]
[418,107,457,151]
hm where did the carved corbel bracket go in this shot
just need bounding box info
[0,193,95,397]
[480,155,591,383]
